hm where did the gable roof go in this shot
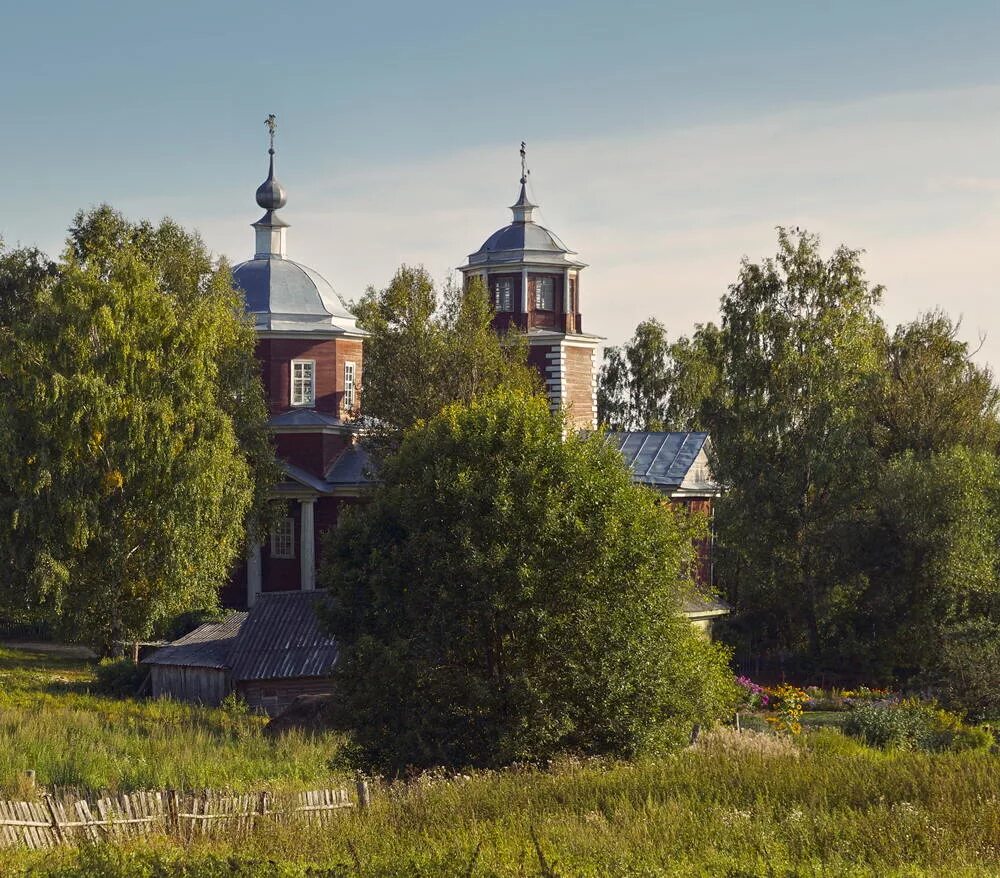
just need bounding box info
[609,432,718,493]
[142,612,248,669]
[227,591,339,682]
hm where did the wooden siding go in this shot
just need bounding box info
[150,666,231,706]
[237,677,335,716]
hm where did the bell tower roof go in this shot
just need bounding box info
[463,142,586,271]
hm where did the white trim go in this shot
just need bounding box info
[270,517,295,559]
[290,359,316,407]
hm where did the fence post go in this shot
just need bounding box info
[354,772,370,811]
[167,790,180,837]
[24,770,36,791]
[258,790,269,819]
[43,795,66,845]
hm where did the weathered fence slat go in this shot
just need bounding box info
[0,785,354,850]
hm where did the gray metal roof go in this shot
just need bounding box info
[232,257,359,332]
[325,444,372,486]
[228,592,339,682]
[269,410,347,429]
[142,612,248,669]
[610,432,713,491]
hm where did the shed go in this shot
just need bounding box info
[228,591,340,715]
[143,592,339,715]
[143,612,248,706]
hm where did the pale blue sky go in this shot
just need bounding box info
[4,2,1000,359]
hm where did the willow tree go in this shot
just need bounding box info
[0,207,276,651]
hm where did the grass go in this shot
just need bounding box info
[0,645,348,795]
[1,646,999,876]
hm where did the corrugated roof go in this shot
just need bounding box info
[609,431,711,491]
[142,613,248,669]
[228,592,339,682]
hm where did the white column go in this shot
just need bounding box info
[563,268,571,315]
[300,498,316,591]
[521,268,529,314]
[246,541,262,607]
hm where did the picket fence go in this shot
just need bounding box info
[0,787,354,850]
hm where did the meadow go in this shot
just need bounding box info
[1,646,999,877]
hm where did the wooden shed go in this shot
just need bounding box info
[143,612,248,706]
[143,592,339,715]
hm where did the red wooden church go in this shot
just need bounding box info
[222,134,721,612]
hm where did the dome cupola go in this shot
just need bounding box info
[232,115,359,334]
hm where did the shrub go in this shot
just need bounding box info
[919,618,1000,722]
[844,699,993,752]
[92,658,148,698]
[320,390,739,771]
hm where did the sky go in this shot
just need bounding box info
[3,1,1000,362]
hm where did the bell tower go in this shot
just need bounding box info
[460,144,600,430]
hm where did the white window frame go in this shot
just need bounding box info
[493,278,513,312]
[270,517,295,559]
[290,359,316,407]
[533,276,554,311]
[343,360,357,412]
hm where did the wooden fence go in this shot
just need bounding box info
[0,787,354,850]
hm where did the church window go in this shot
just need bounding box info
[494,278,513,312]
[271,517,295,559]
[291,360,315,406]
[343,361,357,412]
[533,276,554,311]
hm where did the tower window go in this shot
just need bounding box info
[271,517,295,559]
[291,360,315,406]
[533,276,555,311]
[493,278,513,312]
[343,361,357,412]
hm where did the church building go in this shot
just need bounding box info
[223,127,719,610]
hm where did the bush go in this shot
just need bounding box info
[92,658,148,698]
[320,390,739,771]
[844,699,993,752]
[919,618,1000,722]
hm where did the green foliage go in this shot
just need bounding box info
[0,646,347,794]
[351,266,537,461]
[12,742,1000,876]
[918,617,1000,722]
[862,448,1000,676]
[844,699,994,752]
[663,322,727,432]
[156,607,227,643]
[711,228,885,660]
[877,310,1000,458]
[597,317,672,430]
[0,207,278,651]
[320,389,736,771]
[92,658,148,698]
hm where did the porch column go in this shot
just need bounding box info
[300,498,316,591]
[246,540,262,607]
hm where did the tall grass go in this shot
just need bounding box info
[0,647,347,794]
[2,647,999,876]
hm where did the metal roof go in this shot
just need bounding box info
[325,444,372,486]
[228,592,339,682]
[269,410,347,429]
[142,612,248,669]
[232,257,359,332]
[610,432,714,491]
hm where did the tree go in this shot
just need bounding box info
[711,228,885,660]
[877,310,1000,459]
[0,206,276,651]
[351,266,537,460]
[319,389,736,770]
[861,447,1000,678]
[596,318,671,430]
[663,322,727,432]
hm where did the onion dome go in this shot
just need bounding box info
[231,115,358,334]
